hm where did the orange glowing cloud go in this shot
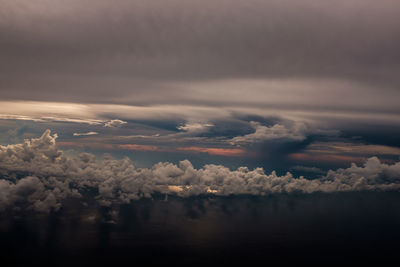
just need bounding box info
[177,146,247,157]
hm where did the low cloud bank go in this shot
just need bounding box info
[1,130,400,212]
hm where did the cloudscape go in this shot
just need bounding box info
[1,0,400,265]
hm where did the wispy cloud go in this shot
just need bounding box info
[116,134,160,139]
[104,119,127,128]
[118,144,159,152]
[73,132,99,136]
[0,114,104,125]
[57,141,115,150]
[289,142,400,164]
[307,142,400,156]
[289,153,366,164]
[177,146,248,157]
[0,114,46,122]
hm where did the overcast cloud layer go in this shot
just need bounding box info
[1,131,400,213]
[0,0,399,114]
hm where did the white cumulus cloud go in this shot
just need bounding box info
[0,130,400,213]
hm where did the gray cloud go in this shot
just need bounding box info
[1,130,400,212]
[0,0,399,114]
[291,166,325,174]
[230,121,307,145]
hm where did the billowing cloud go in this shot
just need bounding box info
[230,121,307,145]
[177,122,214,133]
[1,131,400,213]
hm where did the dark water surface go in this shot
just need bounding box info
[1,192,400,266]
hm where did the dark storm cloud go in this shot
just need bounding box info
[0,0,399,110]
[1,131,400,213]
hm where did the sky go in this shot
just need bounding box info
[1,1,400,264]
[0,0,400,199]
